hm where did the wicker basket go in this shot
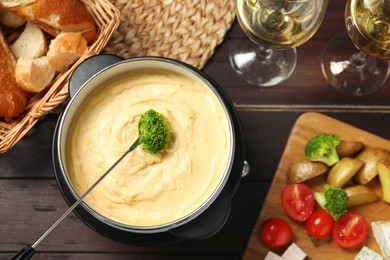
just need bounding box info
[0,0,120,153]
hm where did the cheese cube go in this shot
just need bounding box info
[372,221,390,260]
[264,251,284,260]
[282,243,307,260]
[355,246,383,260]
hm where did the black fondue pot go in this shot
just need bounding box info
[52,55,249,245]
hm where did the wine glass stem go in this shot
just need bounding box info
[255,46,273,65]
[350,52,367,81]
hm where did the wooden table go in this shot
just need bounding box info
[1,1,390,259]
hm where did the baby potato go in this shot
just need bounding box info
[287,158,329,183]
[344,185,380,207]
[377,162,390,204]
[353,147,390,185]
[336,140,364,158]
[327,157,364,187]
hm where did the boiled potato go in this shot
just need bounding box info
[353,147,390,185]
[336,140,364,158]
[287,158,329,183]
[377,162,390,204]
[344,185,379,207]
[327,157,364,187]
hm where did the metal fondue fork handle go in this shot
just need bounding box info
[12,139,141,260]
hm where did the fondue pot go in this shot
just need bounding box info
[52,55,249,245]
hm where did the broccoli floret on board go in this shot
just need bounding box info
[314,184,348,221]
[304,133,341,166]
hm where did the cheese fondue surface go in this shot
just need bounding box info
[66,68,232,226]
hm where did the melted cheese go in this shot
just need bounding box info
[65,69,232,227]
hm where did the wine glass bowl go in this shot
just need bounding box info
[230,0,329,87]
[346,0,390,60]
[235,0,328,49]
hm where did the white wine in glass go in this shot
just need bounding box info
[230,0,328,87]
[322,0,390,96]
[347,0,390,59]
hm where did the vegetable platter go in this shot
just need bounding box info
[242,112,389,259]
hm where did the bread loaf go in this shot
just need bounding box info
[0,0,96,43]
[0,28,27,117]
[47,32,87,72]
[11,22,47,59]
[15,56,55,92]
[0,8,25,27]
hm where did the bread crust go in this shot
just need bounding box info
[47,32,87,72]
[0,0,96,43]
[0,28,27,117]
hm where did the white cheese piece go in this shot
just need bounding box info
[264,251,284,260]
[372,221,390,260]
[355,246,384,260]
[282,243,307,260]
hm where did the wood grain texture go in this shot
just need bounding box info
[2,0,390,258]
[0,179,268,254]
[242,112,390,259]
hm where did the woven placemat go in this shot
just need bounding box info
[103,0,235,69]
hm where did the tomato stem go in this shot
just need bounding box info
[309,235,319,244]
[252,226,262,233]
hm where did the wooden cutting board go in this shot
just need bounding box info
[242,112,390,260]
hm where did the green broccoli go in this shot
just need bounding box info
[137,109,171,154]
[314,184,348,221]
[304,133,341,166]
[128,109,170,154]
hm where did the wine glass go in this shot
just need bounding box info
[230,0,329,87]
[321,0,390,96]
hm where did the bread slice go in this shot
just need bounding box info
[15,56,55,92]
[0,8,25,27]
[11,22,47,59]
[0,0,97,43]
[0,28,27,117]
[47,32,87,72]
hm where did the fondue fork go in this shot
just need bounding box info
[12,109,170,259]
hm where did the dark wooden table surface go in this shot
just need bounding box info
[1,1,390,259]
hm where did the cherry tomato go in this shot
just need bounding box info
[305,209,334,240]
[281,183,314,222]
[333,211,367,248]
[259,218,293,248]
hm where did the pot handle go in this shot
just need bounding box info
[169,188,231,240]
[68,54,124,98]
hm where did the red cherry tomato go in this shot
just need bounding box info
[305,209,334,240]
[281,183,314,222]
[259,218,293,248]
[333,211,367,248]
